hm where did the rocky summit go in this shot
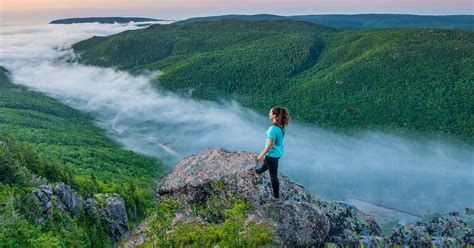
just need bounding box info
[155,147,381,246]
[121,147,473,247]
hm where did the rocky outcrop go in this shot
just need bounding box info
[118,147,474,247]
[389,215,473,247]
[28,183,129,242]
[29,184,79,223]
[156,147,381,245]
[97,193,130,241]
[54,182,79,213]
[251,201,330,245]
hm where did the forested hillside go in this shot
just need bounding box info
[0,66,165,246]
[174,14,474,31]
[50,17,159,24]
[72,20,474,141]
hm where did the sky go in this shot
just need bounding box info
[1,0,473,25]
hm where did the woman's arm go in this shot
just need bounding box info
[257,138,274,160]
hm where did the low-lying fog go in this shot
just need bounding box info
[1,23,472,216]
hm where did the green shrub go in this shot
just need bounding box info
[146,196,276,247]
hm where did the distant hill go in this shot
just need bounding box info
[72,19,474,141]
[50,17,160,24]
[174,14,474,31]
[174,14,286,24]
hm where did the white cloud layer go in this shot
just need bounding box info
[1,23,472,215]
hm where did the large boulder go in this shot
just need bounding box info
[100,193,130,241]
[252,200,330,245]
[87,193,130,241]
[156,147,381,245]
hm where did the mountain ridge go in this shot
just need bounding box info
[72,19,474,141]
[50,17,161,24]
[174,14,474,31]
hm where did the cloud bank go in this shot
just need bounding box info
[1,23,472,215]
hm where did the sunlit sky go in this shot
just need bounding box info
[1,0,473,25]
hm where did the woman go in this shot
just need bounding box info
[255,106,290,200]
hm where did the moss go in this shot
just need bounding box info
[211,178,226,191]
[94,193,107,205]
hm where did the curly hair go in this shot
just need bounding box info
[271,106,290,132]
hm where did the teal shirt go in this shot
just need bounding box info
[265,125,285,158]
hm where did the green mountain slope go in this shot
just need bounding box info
[50,17,160,24]
[174,14,474,31]
[0,66,164,195]
[72,20,474,141]
[0,66,165,245]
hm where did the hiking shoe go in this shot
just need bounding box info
[254,169,261,179]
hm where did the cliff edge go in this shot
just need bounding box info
[155,147,380,246]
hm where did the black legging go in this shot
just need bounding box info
[255,155,280,198]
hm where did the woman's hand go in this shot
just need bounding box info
[257,138,273,161]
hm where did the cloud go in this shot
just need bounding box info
[1,23,472,215]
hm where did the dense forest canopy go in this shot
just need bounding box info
[174,14,474,31]
[72,19,474,141]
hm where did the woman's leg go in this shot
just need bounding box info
[266,157,280,198]
[255,157,268,174]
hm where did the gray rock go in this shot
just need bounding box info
[53,182,79,213]
[389,215,473,246]
[325,201,381,245]
[120,219,150,248]
[252,200,330,245]
[28,182,129,243]
[156,147,381,245]
[97,193,130,241]
[83,197,98,216]
[29,184,67,223]
[389,222,432,246]
[172,210,207,227]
